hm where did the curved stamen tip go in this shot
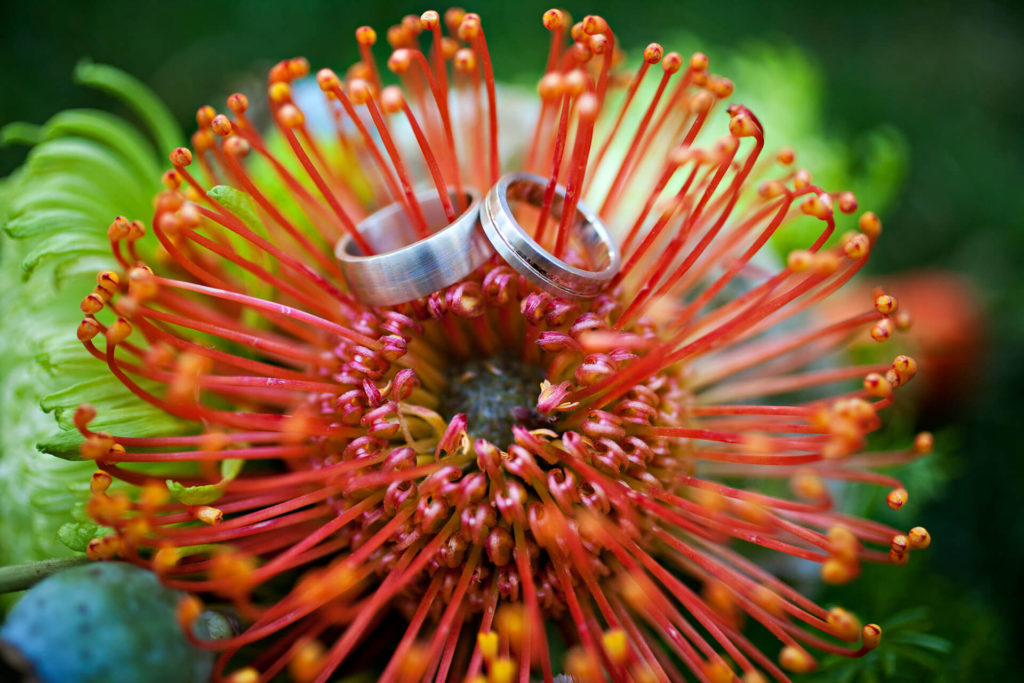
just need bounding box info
[355,26,377,45]
[542,9,565,30]
[387,48,412,74]
[862,624,883,650]
[420,10,440,30]
[644,43,664,64]
[170,147,193,167]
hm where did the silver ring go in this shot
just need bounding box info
[480,172,620,299]
[336,187,491,306]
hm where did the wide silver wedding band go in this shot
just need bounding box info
[336,187,491,306]
[480,173,620,299]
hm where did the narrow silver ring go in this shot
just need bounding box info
[480,172,620,299]
[336,187,490,306]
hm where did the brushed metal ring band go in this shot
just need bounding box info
[335,187,490,306]
[480,172,620,299]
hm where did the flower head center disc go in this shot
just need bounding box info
[439,355,552,446]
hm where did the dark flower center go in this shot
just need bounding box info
[439,355,552,446]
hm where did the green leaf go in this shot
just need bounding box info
[166,480,224,506]
[8,176,124,221]
[35,430,86,460]
[204,184,275,312]
[1,121,42,146]
[25,138,151,206]
[165,458,244,506]
[41,376,132,414]
[38,410,192,461]
[21,232,111,279]
[894,632,953,653]
[56,521,104,552]
[36,343,97,376]
[41,109,161,181]
[4,209,97,239]
[74,60,183,157]
[881,649,898,677]
[207,184,261,231]
[220,458,244,481]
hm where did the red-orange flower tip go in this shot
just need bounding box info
[458,13,481,41]
[862,623,883,650]
[89,470,112,495]
[196,506,223,525]
[828,607,862,641]
[169,147,192,167]
[379,86,405,114]
[104,318,132,344]
[420,10,440,30]
[844,232,871,259]
[779,646,816,673]
[661,51,683,74]
[227,669,260,683]
[887,487,909,510]
[643,43,664,64]
[822,557,860,585]
[871,317,893,342]
[709,75,734,98]
[387,48,412,74]
[195,105,216,129]
[348,78,373,105]
[864,372,894,398]
[909,526,932,549]
[915,431,935,453]
[176,594,203,631]
[542,8,565,30]
[859,210,882,240]
[355,26,376,45]
[603,628,629,666]
[289,639,326,683]
[729,111,759,138]
[875,293,898,314]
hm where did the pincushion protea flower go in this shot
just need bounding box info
[68,9,933,682]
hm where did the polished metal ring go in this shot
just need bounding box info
[480,172,620,299]
[336,187,490,306]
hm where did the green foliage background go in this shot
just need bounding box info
[1,0,1021,680]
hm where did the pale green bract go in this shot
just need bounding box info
[0,62,189,571]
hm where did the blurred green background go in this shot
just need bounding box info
[1,0,1021,680]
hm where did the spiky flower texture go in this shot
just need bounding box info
[70,9,932,683]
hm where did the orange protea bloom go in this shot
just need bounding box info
[73,9,931,682]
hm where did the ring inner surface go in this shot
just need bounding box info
[343,190,475,258]
[505,179,610,272]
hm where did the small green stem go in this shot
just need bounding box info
[0,556,89,594]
